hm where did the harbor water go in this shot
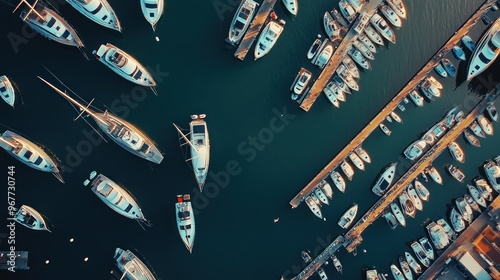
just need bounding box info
[0,0,499,279]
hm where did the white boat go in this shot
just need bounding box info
[114,248,157,280]
[332,8,349,27]
[403,139,427,161]
[425,166,443,185]
[305,195,324,220]
[317,267,328,280]
[448,141,465,163]
[14,205,51,232]
[366,269,379,280]
[348,152,365,170]
[475,177,494,201]
[414,180,430,201]
[323,85,340,108]
[355,146,371,163]
[173,115,210,191]
[372,162,397,196]
[408,90,424,107]
[370,13,396,44]
[39,78,164,164]
[410,241,431,268]
[353,40,375,60]
[310,192,322,206]
[467,184,487,208]
[84,172,151,226]
[469,120,486,138]
[425,223,448,251]
[338,204,358,229]
[447,165,465,183]
[307,38,322,60]
[390,264,405,280]
[314,187,329,205]
[441,58,456,77]
[364,25,384,46]
[291,68,312,96]
[282,0,298,16]
[340,160,354,181]
[227,0,259,45]
[254,20,284,60]
[314,43,334,69]
[398,256,413,280]
[427,75,443,89]
[405,252,422,275]
[463,130,481,147]
[399,191,416,218]
[390,111,402,123]
[348,46,371,70]
[331,255,342,274]
[452,45,467,61]
[323,12,341,41]
[437,218,457,241]
[386,0,407,19]
[319,180,334,199]
[336,64,359,91]
[420,171,429,182]
[407,184,423,211]
[477,114,494,136]
[418,80,434,101]
[330,171,346,193]
[379,3,402,27]
[358,33,377,53]
[450,207,465,232]
[467,17,500,80]
[140,0,164,30]
[325,81,345,102]
[398,104,406,112]
[464,194,481,213]
[486,103,498,122]
[175,194,196,253]
[434,63,448,78]
[390,202,406,227]
[0,76,16,107]
[334,75,352,95]
[462,35,476,52]
[66,0,121,32]
[0,130,63,183]
[383,211,398,229]
[379,123,392,136]
[301,250,312,263]
[339,0,356,23]
[342,56,361,79]
[483,160,500,192]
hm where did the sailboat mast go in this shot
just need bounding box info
[173,123,198,152]
[14,0,44,20]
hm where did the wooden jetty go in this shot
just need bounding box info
[234,0,278,61]
[289,0,496,209]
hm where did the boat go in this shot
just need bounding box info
[483,13,492,25]
[405,252,422,275]
[450,207,465,232]
[467,17,500,80]
[338,204,358,229]
[448,141,465,163]
[323,12,341,41]
[370,13,396,44]
[339,0,357,23]
[475,177,494,201]
[314,187,330,205]
[418,80,436,100]
[414,180,430,201]
[342,56,361,79]
[66,0,121,32]
[348,46,371,70]
[379,123,391,136]
[340,160,354,181]
[379,3,402,27]
[366,269,379,280]
[334,75,352,95]
[84,171,151,227]
[434,63,448,78]
[408,90,424,107]
[227,0,259,45]
[390,202,406,227]
[486,103,498,122]
[425,166,443,185]
[462,35,476,52]
[446,164,465,183]
[332,8,349,28]
[355,146,371,163]
[410,241,431,267]
[420,171,429,182]
[336,64,359,91]
[114,248,156,280]
[399,191,416,218]
[331,254,343,274]
[463,130,481,147]
[469,120,486,138]
[464,194,481,213]
[348,152,365,170]
[441,58,456,77]
[310,192,322,206]
[254,20,285,60]
[403,139,427,161]
[390,111,402,123]
[13,205,51,232]
[317,267,328,280]
[407,184,423,211]
[495,155,500,166]
[314,43,334,69]
[291,67,312,97]
[39,77,164,164]
[319,180,334,199]
[427,75,443,90]
[483,161,500,192]
[358,33,377,53]
[477,115,494,136]
[386,0,407,19]
[403,97,410,104]
[282,0,298,16]
[467,184,487,208]
[0,76,16,108]
[325,81,346,103]
[383,211,398,230]
[307,38,322,60]
[305,195,324,220]
[398,104,406,112]
[175,194,196,253]
[301,250,312,263]
[452,45,467,61]
[386,115,393,123]
[140,0,164,31]
[364,25,384,46]
[323,85,340,108]
[437,218,457,241]
[390,264,405,280]
[372,162,397,196]
[330,171,346,192]
[353,40,375,60]
[398,256,413,280]
[425,223,449,250]
[0,130,63,183]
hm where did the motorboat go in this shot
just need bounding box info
[307,38,322,60]
[370,13,396,44]
[282,0,298,16]
[372,162,397,196]
[314,43,334,69]
[338,204,358,229]
[469,120,486,138]
[390,202,406,227]
[474,177,494,201]
[301,250,312,263]
[227,0,259,45]
[140,0,164,31]
[379,3,402,27]
[323,12,341,41]
[467,184,487,208]
[348,46,371,70]
[390,264,405,280]
[348,152,365,170]
[462,35,476,52]
[66,0,121,32]
[386,0,407,19]
[477,115,494,136]
[0,130,63,183]
[114,248,157,280]
[383,211,398,230]
[310,192,322,206]
[410,241,431,267]
[366,269,379,280]
[334,75,352,95]
[339,0,357,23]
[174,194,196,253]
[317,267,328,280]
[403,97,410,104]
[314,187,330,205]
[332,8,349,28]
[355,146,371,163]
[399,190,416,218]
[405,252,422,275]
[364,25,384,46]
[448,141,465,163]
[14,205,51,232]
[353,40,375,60]
[331,254,342,274]
[342,56,361,79]
[386,114,393,123]
[464,194,481,213]
[407,184,423,211]
[84,171,151,227]
[323,84,340,108]
[414,180,430,201]
[340,160,354,181]
[420,171,429,182]
[305,195,324,220]
[467,17,500,80]
[486,103,498,122]
[254,20,285,60]
[390,111,402,123]
[425,223,448,250]
[0,75,16,108]
[434,63,448,78]
[425,166,443,185]
[39,78,164,164]
[330,171,346,192]
[403,139,426,161]
[450,207,465,232]
[427,75,443,90]
[379,123,391,136]
[441,58,456,77]
[408,90,424,107]
[483,161,500,192]
[463,130,481,147]
[447,165,465,183]
[358,33,377,53]
[418,80,435,100]
[291,68,312,99]
[421,120,447,145]
[452,45,466,61]
[495,155,500,166]
[325,81,345,102]
[398,104,406,112]
[336,64,359,91]
[398,256,413,280]
[319,180,334,199]
[437,218,457,241]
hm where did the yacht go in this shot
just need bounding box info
[437,218,457,241]
[0,130,63,183]
[474,177,493,201]
[464,194,481,213]
[0,76,16,108]
[390,202,406,227]
[398,256,413,280]
[301,250,312,263]
[483,161,500,192]
[414,180,430,201]
[407,184,423,211]
[317,267,328,280]
[386,0,407,19]
[348,152,365,170]
[325,81,345,102]
[307,38,322,59]
[390,264,405,280]
[314,43,334,69]
[227,0,259,45]
[358,33,377,53]
[477,115,494,136]
[448,141,465,163]
[338,0,357,23]
[84,171,151,226]
[434,64,448,78]
[399,191,416,218]
[355,146,371,163]
[323,85,340,108]
[353,40,375,60]
[463,130,481,147]
[486,103,498,122]
[66,0,121,32]
[114,248,156,280]
[408,90,424,107]
[364,25,384,46]
[342,56,361,79]
[425,223,448,250]
[39,78,164,164]
[467,184,487,208]
[403,139,427,161]
[254,20,285,60]
[418,80,435,100]
[452,45,467,61]
[411,241,431,267]
[330,171,346,192]
[383,211,398,229]
[462,35,476,52]
[370,13,396,44]
[314,187,330,205]
[319,180,334,199]
[140,0,164,30]
[291,68,312,98]
[405,252,422,275]
[338,204,358,229]
[379,123,392,136]
[469,120,486,138]
[441,58,456,77]
[305,196,324,220]
[175,194,196,253]
[467,17,500,80]
[334,75,352,95]
[379,3,402,27]
[282,0,298,16]
[366,269,379,280]
[93,43,157,92]
[425,166,443,185]
[340,160,354,181]
[372,162,397,196]
[323,12,341,41]
[332,8,349,27]
[14,205,51,232]
[447,165,465,183]
[348,46,371,70]
[336,64,359,91]
[450,207,465,232]
[390,111,402,123]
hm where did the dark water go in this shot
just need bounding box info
[0,0,499,279]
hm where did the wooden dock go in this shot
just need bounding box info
[234,0,278,61]
[289,0,496,209]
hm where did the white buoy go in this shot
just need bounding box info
[155,36,160,42]
[70,238,74,242]
[45,260,50,264]
[84,257,89,262]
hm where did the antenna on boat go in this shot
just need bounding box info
[13,0,43,20]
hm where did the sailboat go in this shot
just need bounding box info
[66,0,122,32]
[173,115,210,191]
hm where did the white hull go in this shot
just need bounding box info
[386,0,407,19]
[390,202,406,227]
[470,121,486,138]
[399,191,416,218]
[372,162,397,196]
[14,205,51,232]
[314,188,329,205]
[227,0,259,45]
[319,180,334,199]
[477,115,494,135]
[398,256,413,280]
[330,171,346,192]
[342,56,360,79]
[323,85,340,107]
[358,33,377,53]
[390,264,405,280]
[467,18,500,80]
[175,195,196,252]
[450,207,465,232]
[364,25,384,46]
[405,252,422,275]
[348,47,371,70]
[448,141,465,163]
[483,160,500,192]
[408,90,424,107]
[414,180,430,201]
[355,146,371,163]
[66,0,121,32]
[188,116,210,190]
[408,184,423,211]
[464,130,481,147]
[282,0,298,15]
[305,196,324,220]
[370,13,396,44]
[140,0,164,30]
[114,248,156,280]
[475,177,494,201]
[437,218,457,241]
[340,160,354,181]
[447,165,465,183]
[254,20,284,59]
[0,76,16,107]
[379,3,402,27]
[348,152,365,170]
[486,103,498,122]
[338,204,358,229]
[425,224,448,251]
[353,40,375,60]
[411,242,430,267]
